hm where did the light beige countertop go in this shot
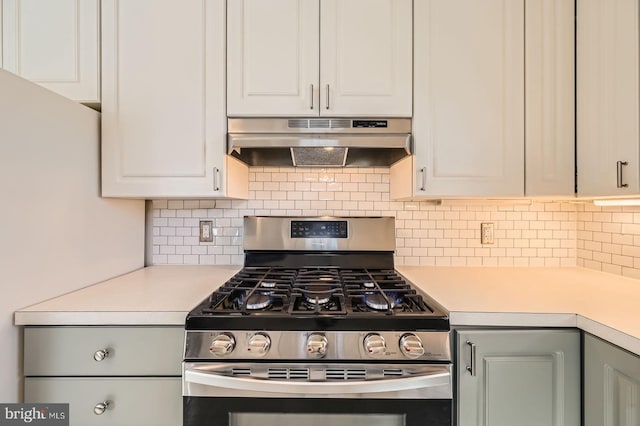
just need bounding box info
[14,265,640,355]
[397,266,640,355]
[14,265,241,325]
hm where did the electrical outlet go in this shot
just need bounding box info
[481,223,494,245]
[199,220,213,242]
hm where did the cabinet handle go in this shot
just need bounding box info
[94,401,110,415]
[213,168,220,192]
[310,84,314,110]
[466,340,476,376]
[420,167,427,191]
[93,349,109,362]
[326,84,330,110]
[617,161,629,188]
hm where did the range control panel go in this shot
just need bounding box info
[185,330,452,362]
[291,220,348,239]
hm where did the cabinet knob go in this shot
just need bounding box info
[93,349,110,362]
[94,401,110,415]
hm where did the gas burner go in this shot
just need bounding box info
[245,293,272,310]
[364,293,402,311]
[260,281,277,288]
[302,284,341,305]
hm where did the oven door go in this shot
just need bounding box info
[183,362,452,426]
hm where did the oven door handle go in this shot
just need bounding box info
[184,368,450,395]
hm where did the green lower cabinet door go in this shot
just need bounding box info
[25,377,182,426]
[456,329,580,426]
[584,333,640,426]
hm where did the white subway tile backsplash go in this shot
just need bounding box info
[576,204,640,278]
[151,167,583,268]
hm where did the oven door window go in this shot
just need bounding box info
[184,398,451,426]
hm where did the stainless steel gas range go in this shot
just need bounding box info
[183,217,452,426]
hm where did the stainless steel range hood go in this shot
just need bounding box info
[227,118,411,167]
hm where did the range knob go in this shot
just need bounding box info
[363,333,386,357]
[209,333,235,356]
[247,333,271,356]
[306,333,328,358]
[399,333,425,359]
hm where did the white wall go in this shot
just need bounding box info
[0,70,145,402]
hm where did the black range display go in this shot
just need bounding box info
[291,220,348,238]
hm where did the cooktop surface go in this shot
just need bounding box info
[186,266,449,331]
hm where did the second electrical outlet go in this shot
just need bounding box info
[481,222,494,245]
[199,220,214,242]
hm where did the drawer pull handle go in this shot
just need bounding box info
[310,84,314,110]
[326,84,330,110]
[93,349,110,362]
[94,401,110,415]
[466,340,477,376]
[617,161,629,188]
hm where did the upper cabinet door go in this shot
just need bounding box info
[412,0,525,197]
[227,0,320,117]
[227,0,411,117]
[2,0,100,104]
[577,0,640,196]
[525,0,575,196]
[319,0,412,117]
[102,0,247,198]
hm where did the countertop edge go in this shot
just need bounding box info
[577,315,640,356]
[449,312,578,328]
[14,311,189,326]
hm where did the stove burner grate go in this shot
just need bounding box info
[199,267,434,316]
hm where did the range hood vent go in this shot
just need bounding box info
[287,118,352,129]
[228,118,412,167]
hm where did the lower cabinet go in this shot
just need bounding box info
[23,326,183,426]
[456,329,580,426]
[584,333,640,426]
[25,378,181,426]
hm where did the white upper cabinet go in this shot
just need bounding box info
[227,0,412,117]
[319,0,412,117]
[526,0,575,196]
[393,0,525,198]
[577,0,640,196]
[227,0,319,116]
[391,0,574,199]
[101,0,248,198]
[2,0,100,104]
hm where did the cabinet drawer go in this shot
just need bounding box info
[25,377,181,426]
[24,326,183,376]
